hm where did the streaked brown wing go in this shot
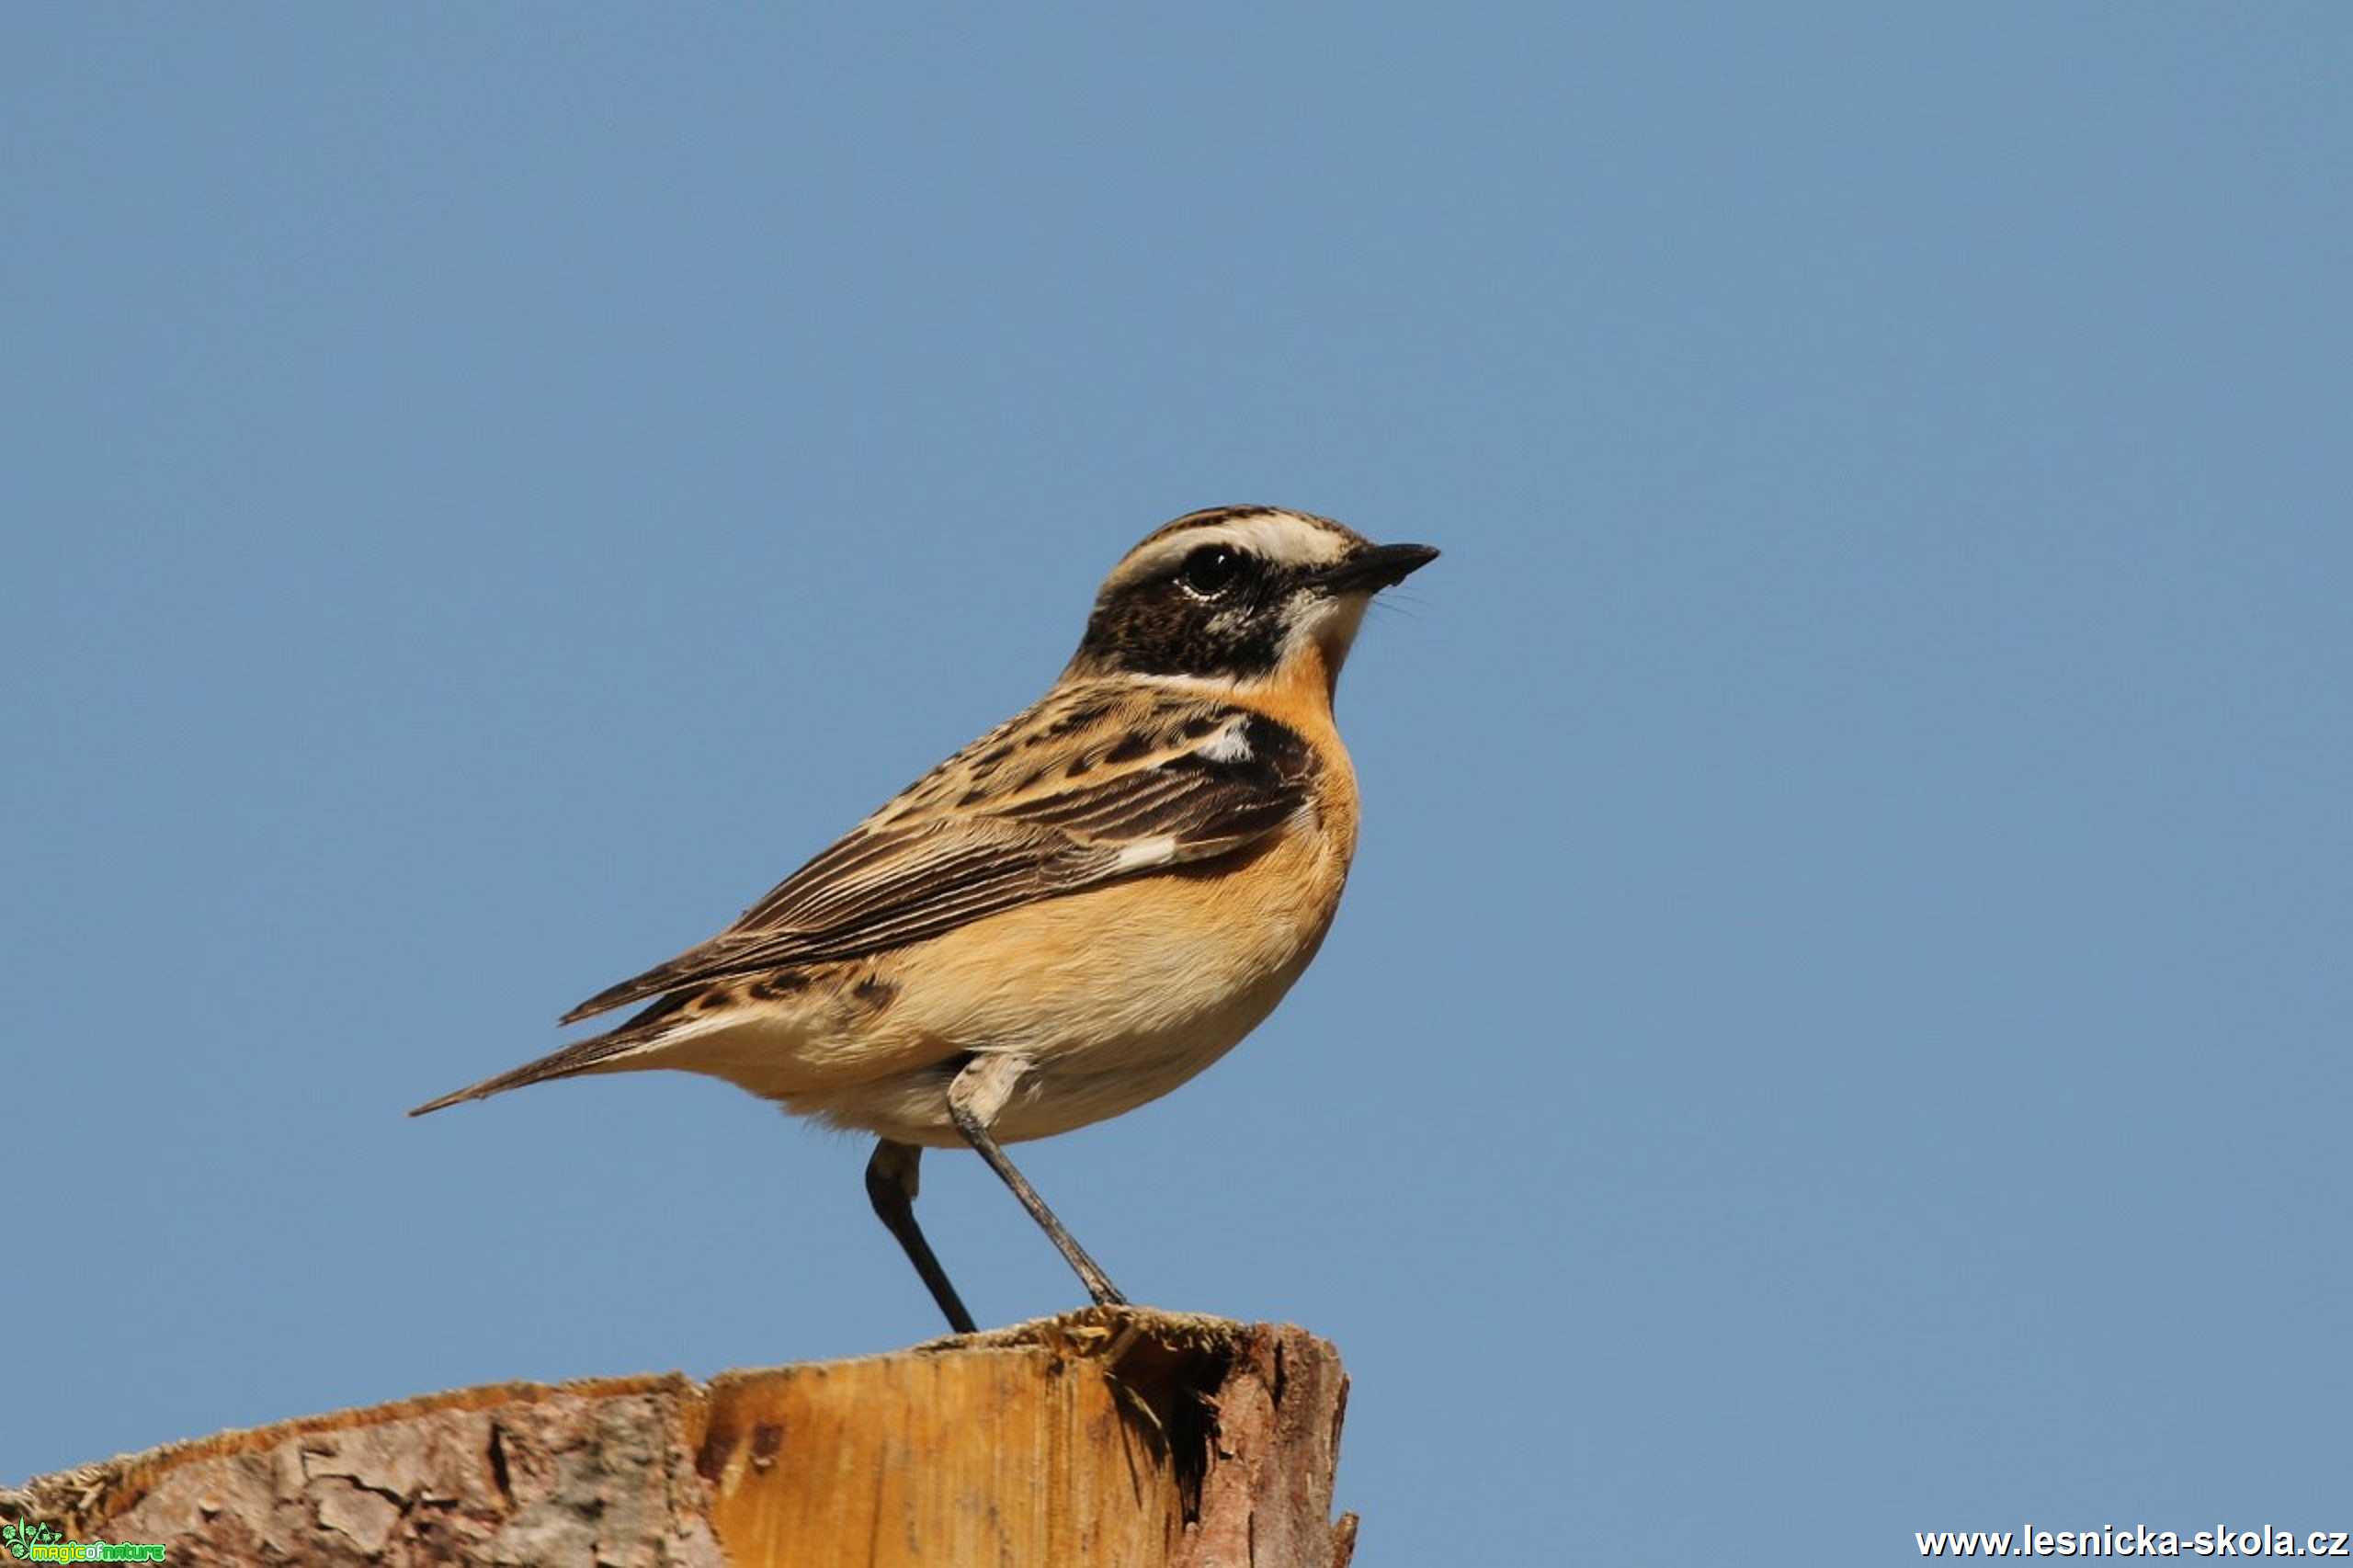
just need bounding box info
[560,705,1313,1024]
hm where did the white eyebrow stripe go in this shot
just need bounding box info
[1111,514,1356,584]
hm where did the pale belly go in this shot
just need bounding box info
[792,921,1333,1145]
[652,828,1348,1146]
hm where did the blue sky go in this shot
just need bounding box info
[5,6,2347,1562]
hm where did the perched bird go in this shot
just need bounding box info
[411,506,1437,1332]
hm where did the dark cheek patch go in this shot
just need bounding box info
[1071,569,1301,679]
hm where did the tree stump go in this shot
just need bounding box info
[2,1308,1355,1567]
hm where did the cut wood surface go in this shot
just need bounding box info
[4,1308,1354,1567]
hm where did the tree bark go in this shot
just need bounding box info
[3,1308,1354,1567]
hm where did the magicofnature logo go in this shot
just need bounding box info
[2,1517,165,1562]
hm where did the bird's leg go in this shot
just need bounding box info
[864,1138,978,1335]
[947,1053,1129,1308]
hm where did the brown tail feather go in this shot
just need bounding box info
[558,968,677,1026]
[407,994,691,1117]
[558,945,736,1025]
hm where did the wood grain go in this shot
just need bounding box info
[3,1308,1354,1567]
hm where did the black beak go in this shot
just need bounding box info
[1319,541,1440,595]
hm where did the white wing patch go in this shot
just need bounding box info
[1199,721,1255,763]
[1111,835,1181,872]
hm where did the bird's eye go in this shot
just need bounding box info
[1178,545,1245,598]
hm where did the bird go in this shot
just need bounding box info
[410,506,1437,1333]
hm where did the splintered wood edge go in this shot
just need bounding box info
[913,1303,1258,1358]
[0,1371,698,1535]
[2,1307,1314,1536]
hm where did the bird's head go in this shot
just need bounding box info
[1065,506,1438,695]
